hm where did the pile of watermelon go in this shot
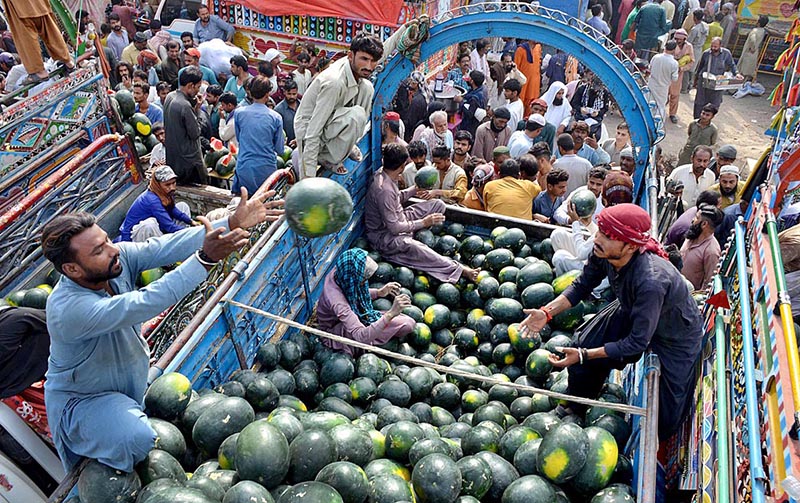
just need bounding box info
[2,270,60,309]
[78,225,637,503]
[111,90,160,158]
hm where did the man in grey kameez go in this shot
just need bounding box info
[42,193,280,472]
[164,66,206,185]
[738,15,769,81]
[294,34,384,178]
[364,144,478,284]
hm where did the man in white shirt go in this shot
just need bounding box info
[552,166,607,225]
[507,114,546,158]
[470,38,492,88]
[502,78,524,129]
[217,91,239,148]
[668,145,716,209]
[292,52,312,95]
[552,133,594,195]
[648,40,679,120]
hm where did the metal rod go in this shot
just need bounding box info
[294,235,316,315]
[764,211,800,435]
[639,352,661,503]
[713,274,731,503]
[734,218,767,503]
[226,298,648,416]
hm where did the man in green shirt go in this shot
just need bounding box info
[677,103,718,165]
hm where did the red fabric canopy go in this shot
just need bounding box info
[232,0,403,27]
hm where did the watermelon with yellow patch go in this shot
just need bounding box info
[139,267,165,287]
[130,112,152,137]
[571,426,619,494]
[536,422,589,484]
[215,152,237,177]
[285,178,354,238]
[144,372,193,420]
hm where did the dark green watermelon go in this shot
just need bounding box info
[414,166,440,189]
[284,178,354,238]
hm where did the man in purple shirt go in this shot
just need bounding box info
[118,166,194,242]
[664,190,721,248]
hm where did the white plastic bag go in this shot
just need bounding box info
[198,39,244,79]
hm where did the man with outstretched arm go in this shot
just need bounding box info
[42,188,283,472]
[519,203,703,440]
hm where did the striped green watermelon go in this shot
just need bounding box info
[285,178,354,238]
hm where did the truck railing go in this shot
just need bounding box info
[0,134,142,296]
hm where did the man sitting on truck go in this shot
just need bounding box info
[316,248,415,356]
[519,203,704,440]
[117,166,194,242]
[40,189,283,472]
[365,143,479,284]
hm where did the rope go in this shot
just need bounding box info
[226,299,648,417]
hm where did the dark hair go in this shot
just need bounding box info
[454,130,474,145]
[207,84,223,96]
[42,212,97,274]
[198,4,209,11]
[665,243,683,270]
[502,78,522,94]
[350,34,384,60]
[692,144,713,158]
[181,31,193,40]
[317,57,331,72]
[75,9,89,21]
[384,118,401,136]
[591,4,602,16]
[133,81,150,94]
[714,12,724,22]
[431,146,451,160]
[556,133,575,152]
[166,40,180,51]
[250,75,273,100]
[617,122,629,131]
[156,81,171,93]
[100,23,111,35]
[133,69,148,81]
[696,190,721,207]
[258,60,274,77]
[530,141,551,159]
[152,122,165,133]
[230,55,248,71]
[547,168,569,186]
[501,51,514,61]
[468,70,485,87]
[383,143,409,171]
[179,66,203,86]
[665,40,677,51]
[588,166,608,180]
[220,91,238,106]
[698,203,724,227]
[476,39,489,51]
[283,79,298,91]
[115,61,134,79]
[407,140,427,159]
[622,39,634,51]
[499,159,520,178]
[758,15,769,27]
[109,13,120,21]
[296,52,311,63]
[693,9,704,21]
[458,52,471,63]
[701,103,719,115]
[518,154,539,178]
[150,19,162,29]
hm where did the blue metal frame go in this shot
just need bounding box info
[369,6,660,208]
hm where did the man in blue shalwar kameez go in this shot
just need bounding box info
[41,188,283,472]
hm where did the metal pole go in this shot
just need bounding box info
[764,211,800,439]
[639,352,660,503]
[734,218,768,503]
[294,235,316,315]
[648,147,659,237]
[713,275,731,503]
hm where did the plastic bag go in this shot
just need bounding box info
[198,39,245,79]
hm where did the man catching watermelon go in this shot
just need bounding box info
[519,203,703,441]
[40,187,283,472]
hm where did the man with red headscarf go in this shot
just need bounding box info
[520,203,703,440]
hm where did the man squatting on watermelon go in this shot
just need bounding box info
[365,143,480,284]
[316,248,416,356]
[39,189,283,472]
[519,203,704,440]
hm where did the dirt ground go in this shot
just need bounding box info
[605,73,781,174]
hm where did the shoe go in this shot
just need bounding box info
[20,74,44,86]
[348,145,363,162]
[669,115,678,124]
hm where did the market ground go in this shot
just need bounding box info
[605,73,781,174]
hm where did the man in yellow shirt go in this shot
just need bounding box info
[483,158,541,219]
[419,146,468,205]
[708,164,745,209]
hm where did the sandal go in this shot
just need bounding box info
[21,74,44,86]
[319,160,349,176]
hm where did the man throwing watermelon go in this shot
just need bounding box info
[519,204,703,440]
[40,188,283,472]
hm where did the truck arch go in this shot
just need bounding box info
[369,3,665,207]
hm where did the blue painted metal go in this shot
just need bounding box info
[370,4,661,208]
[734,217,768,503]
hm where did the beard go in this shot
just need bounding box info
[553,97,563,106]
[685,222,703,241]
[719,185,737,197]
[84,255,123,283]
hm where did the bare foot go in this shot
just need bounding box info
[461,265,480,282]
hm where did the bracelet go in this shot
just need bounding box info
[581,348,589,363]
[195,250,219,267]
[578,349,584,365]
[542,306,553,323]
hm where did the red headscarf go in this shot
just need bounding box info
[596,204,668,259]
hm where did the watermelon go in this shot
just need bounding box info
[501,474,555,503]
[205,147,229,169]
[513,437,543,475]
[115,89,136,119]
[139,267,165,286]
[572,188,597,218]
[436,283,461,308]
[143,133,160,152]
[277,481,344,503]
[193,397,255,456]
[521,283,555,310]
[536,423,589,484]
[498,426,540,461]
[487,298,524,324]
[216,153,237,176]
[21,287,48,308]
[494,228,527,253]
[412,453,462,503]
[285,178,354,238]
[590,483,635,502]
[571,426,619,494]
[145,372,192,420]
[78,459,141,503]
[368,474,414,503]
[424,303,451,330]
[516,262,554,291]
[184,476,225,501]
[149,418,187,460]
[473,451,520,501]
[130,112,152,136]
[485,249,515,272]
[223,481,272,502]
[5,290,26,306]
[136,449,187,485]
[552,270,582,295]
[414,166,440,189]
[461,235,486,258]
[288,430,338,483]
[384,421,426,463]
[134,139,148,157]
[315,462,370,503]
[457,456,493,499]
